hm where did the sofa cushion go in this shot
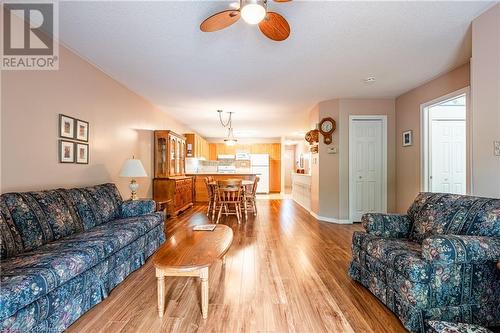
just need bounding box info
[78,183,123,224]
[427,320,493,333]
[0,190,84,257]
[61,188,103,230]
[408,193,500,243]
[363,236,431,283]
[0,213,163,320]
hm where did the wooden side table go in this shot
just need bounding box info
[156,200,172,218]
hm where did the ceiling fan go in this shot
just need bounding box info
[200,0,291,42]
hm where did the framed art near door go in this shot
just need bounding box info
[402,130,412,146]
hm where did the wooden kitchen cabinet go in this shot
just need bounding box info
[185,133,209,160]
[153,130,193,215]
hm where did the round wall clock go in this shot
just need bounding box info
[319,117,336,144]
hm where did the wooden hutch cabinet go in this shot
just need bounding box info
[153,130,193,216]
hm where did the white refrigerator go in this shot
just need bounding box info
[250,154,270,194]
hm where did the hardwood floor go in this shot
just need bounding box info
[66,199,409,333]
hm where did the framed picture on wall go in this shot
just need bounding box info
[76,143,89,164]
[59,140,75,163]
[402,130,413,147]
[59,114,75,139]
[75,119,89,142]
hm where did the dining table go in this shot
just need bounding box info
[208,180,254,187]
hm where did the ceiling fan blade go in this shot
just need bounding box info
[200,10,240,32]
[258,12,290,41]
[273,0,291,2]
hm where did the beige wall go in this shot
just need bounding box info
[471,3,500,198]
[308,98,395,221]
[309,104,320,214]
[1,43,187,198]
[395,63,470,212]
[317,99,341,219]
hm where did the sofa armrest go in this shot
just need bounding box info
[120,199,156,218]
[422,235,500,264]
[361,213,413,238]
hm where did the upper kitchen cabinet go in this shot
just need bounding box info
[185,133,210,160]
[154,130,187,178]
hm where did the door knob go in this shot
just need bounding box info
[359,176,362,179]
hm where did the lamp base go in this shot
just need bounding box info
[129,179,139,200]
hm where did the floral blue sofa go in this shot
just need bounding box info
[349,192,500,333]
[0,183,165,332]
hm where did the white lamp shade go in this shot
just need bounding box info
[119,159,148,178]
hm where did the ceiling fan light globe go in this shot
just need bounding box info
[241,3,266,24]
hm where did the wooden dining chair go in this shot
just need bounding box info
[216,179,243,224]
[204,177,217,219]
[243,177,259,219]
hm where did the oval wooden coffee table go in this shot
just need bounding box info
[153,224,233,319]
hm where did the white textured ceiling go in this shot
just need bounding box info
[58,1,491,138]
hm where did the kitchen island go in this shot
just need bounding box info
[187,173,258,202]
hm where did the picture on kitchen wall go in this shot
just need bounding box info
[76,119,89,142]
[402,130,413,147]
[76,143,89,164]
[59,114,75,139]
[59,140,75,163]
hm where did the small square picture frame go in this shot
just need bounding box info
[75,119,89,142]
[402,130,413,147]
[76,143,89,164]
[59,140,75,163]
[59,114,75,139]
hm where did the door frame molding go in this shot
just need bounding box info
[420,87,471,193]
[349,115,388,222]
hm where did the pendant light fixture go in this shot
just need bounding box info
[218,110,238,146]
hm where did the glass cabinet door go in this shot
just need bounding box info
[181,141,186,174]
[157,137,167,177]
[169,137,176,176]
[175,138,180,175]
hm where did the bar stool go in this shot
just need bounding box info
[216,179,243,224]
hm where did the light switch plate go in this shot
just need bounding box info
[328,147,337,154]
[494,141,500,156]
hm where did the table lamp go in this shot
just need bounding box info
[119,157,148,200]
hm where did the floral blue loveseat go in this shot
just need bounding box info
[349,192,500,333]
[0,183,165,332]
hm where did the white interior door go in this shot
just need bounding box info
[350,118,386,222]
[284,147,295,191]
[430,120,466,194]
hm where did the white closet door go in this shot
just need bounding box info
[350,119,384,222]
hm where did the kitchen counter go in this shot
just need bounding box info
[188,173,257,202]
[186,172,258,175]
[291,173,312,211]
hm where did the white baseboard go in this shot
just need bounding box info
[291,197,352,224]
[310,211,352,224]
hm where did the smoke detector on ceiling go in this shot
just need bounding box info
[364,76,376,84]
